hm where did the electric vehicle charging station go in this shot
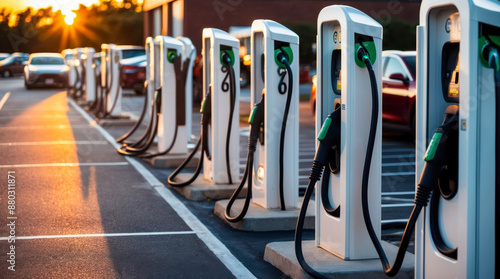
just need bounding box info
[155,35,188,155]
[215,19,309,232]
[144,37,161,119]
[72,48,85,98]
[314,5,382,261]
[416,1,500,278]
[250,19,299,210]
[177,36,196,140]
[100,43,122,118]
[264,5,413,278]
[201,28,240,184]
[167,28,240,201]
[82,47,96,103]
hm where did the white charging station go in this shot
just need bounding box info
[82,47,96,103]
[250,20,299,209]
[100,43,122,117]
[416,1,500,278]
[202,28,240,184]
[177,36,196,141]
[155,36,187,155]
[145,37,161,120]
[316,5,382,260]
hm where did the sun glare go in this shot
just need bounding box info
[63,11,76,25]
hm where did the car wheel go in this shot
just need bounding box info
[3,70,12,78]
[240,68,250,88]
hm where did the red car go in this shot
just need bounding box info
[310,50,416,134]
[120,55,146,95]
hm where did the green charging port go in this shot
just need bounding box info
[479,35,500,71]
[167,50,177,63]
[317,117,332,141]
[274,46,293,67]
[220,49,235,67]
[424,132,443,161]
[354,34,377,68]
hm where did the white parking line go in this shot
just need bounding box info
[381,191,415,196]
[0,92,11,111]
[381,219,409,225]
[381,203,414,208]
[69,98,256,279]
[0,162,129,168]
[383,154,416,159]
[381,171,414,177]
[0,231,196,241]
[382,162,415,167]
[382,196,414,202]
[0,141,109,146]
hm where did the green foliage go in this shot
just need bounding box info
[378,18,417,51]
[282,22,316,65]
[0,1,143,53]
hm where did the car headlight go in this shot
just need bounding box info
[28,65,38,72]
[61,65,70,72]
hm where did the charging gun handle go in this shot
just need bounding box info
[417,106,459,194]
[314,106,341,165]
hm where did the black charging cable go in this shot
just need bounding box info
[295,104,341,279]
[482,37,500,276]
[168,51,236,187]
[225,94,264,223]
[224,49,293,222]
[359,45,459,276]
[116,81,149,143]
[167,89,211,187]
[277,49,293,211]
[221,51,237,184]
[140,55,191,159]
[116,88,160,156]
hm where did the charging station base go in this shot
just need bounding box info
[168,174,246,201]
[95,113,136,126]
[264,240,414,279]
[214,199,315,231]
[146,153,200,169]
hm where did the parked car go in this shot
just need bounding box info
[24,53,69,89]
[309,50,416,134]
[0,53,10,61]
[0,54,29,77]
[117,45,146,60]
[120,55,146,95]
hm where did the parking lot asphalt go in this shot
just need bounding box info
[0,76,416,278]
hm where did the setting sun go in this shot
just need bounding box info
[63,11,76,25]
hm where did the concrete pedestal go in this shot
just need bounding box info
[264,240,414,279]
[214,198,315,231]
[168,173,246,201]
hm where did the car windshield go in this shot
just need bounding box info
[0,56,15,65]
[122,50,146,59]
[31,57,64,65]
[402,56,416,78]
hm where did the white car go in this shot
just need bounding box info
[24,53,70,89]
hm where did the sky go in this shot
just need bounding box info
[1,0,100,13]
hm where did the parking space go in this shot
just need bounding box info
[0,79,254,278]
